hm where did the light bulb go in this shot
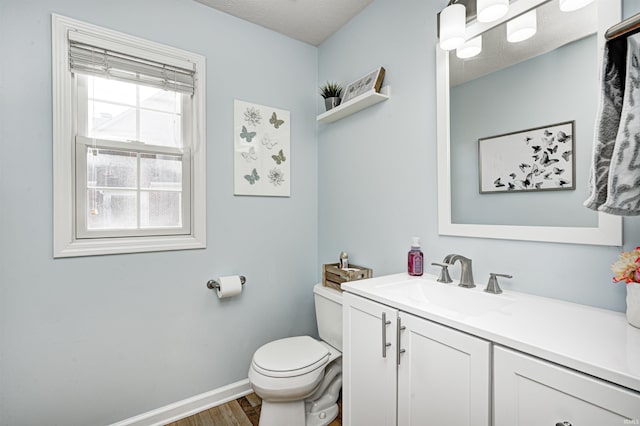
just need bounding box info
[477,0,509,23]
[439,3,466,51]
[456,35,482,59]
[507,10,537,43]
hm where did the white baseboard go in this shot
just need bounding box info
[109,379,253,426]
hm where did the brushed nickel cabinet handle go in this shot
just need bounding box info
[397,317,406,365]
[381,312,391,358]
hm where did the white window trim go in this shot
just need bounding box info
[52,14,206,257]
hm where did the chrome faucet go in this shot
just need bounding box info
[442,254,475,288]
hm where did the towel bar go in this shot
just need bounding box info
[606,11,640,40]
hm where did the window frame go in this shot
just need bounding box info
[52,14,206,257]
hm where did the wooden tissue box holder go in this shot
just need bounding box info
[322,263,373,292]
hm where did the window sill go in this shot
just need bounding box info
[54,233,206,258]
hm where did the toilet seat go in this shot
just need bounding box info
[252,336,330,378]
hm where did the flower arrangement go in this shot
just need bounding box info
[611,247,640,284]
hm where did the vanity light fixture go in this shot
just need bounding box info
[477,0,509,23]
[559,0,595,12]
[456,35,482,58]
[439,1,467,51]
[507,9,537,43]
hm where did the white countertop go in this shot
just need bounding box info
[342,273,640,393]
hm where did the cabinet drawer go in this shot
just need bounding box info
[494,346,640,426]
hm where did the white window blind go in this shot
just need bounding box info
[68,31,196,95]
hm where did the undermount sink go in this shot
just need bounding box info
[373,276,514,317]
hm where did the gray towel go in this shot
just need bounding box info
[585,33,640,215]
[585,37,625,211]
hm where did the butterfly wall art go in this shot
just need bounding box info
[234,100,290,197]
[478,121,575,194]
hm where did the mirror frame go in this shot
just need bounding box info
[436,0,622,246]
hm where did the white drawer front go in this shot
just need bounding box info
[494,346,640,426]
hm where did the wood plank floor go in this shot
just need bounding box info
[167,392,342,426]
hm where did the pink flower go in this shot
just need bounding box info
[611,247,640,285]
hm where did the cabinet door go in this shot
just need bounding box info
[494,346,640,426]
[343,293,398,426]
[397,312,491,426]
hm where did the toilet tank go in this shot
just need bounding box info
[313,283,343,351]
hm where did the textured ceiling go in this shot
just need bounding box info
[194,0,373,46]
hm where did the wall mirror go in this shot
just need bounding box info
[436,0,622,245]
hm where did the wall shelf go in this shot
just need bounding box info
[317,86,390,124]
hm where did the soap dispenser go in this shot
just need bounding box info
[408,237,424,276]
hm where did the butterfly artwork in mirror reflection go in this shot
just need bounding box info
[478,121,575,194]
[234,100,290,197]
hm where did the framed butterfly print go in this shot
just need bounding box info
[342,67,385,104]
[234,100,291,197]
[478,121,575,194]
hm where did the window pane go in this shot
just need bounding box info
[88,76,136,106]
[86,189,137,230]
[88,100,137,141]
[140,154,182,190]
[140,191,182,228]
[140,86,181,113]
[87,148,137,188]
[140,109,181,147]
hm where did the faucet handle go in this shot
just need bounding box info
[431,262,453,283]
[484,273,512,294]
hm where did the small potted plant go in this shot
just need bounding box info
[319,81,344,111]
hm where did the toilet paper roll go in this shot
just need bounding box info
[216,275,243,299]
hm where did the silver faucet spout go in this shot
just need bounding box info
[443,254,475,288]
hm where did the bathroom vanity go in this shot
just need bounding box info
[341,274,640,426]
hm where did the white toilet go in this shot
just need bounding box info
[248,283,343,426]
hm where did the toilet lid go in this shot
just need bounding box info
[252,336,329,377]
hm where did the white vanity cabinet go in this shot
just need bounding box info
[342,273,640,426]
[343,292,491,426]
[397,311,491,425]
[342,292,398,425]
[493,346,640,426]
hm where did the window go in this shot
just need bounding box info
[75,76,190,238]
[52,15,206,257]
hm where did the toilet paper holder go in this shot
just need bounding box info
[206,275,246,290]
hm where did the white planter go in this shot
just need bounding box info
[627,283,640,329]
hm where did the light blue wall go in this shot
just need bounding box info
[318,0,439,277]
[2,0,640,425]
[450,35,598,227]
[0,1,317,425]
[318,0,639,313]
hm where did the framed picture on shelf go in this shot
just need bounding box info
[342,67,385,104]
[478,120,575,194]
